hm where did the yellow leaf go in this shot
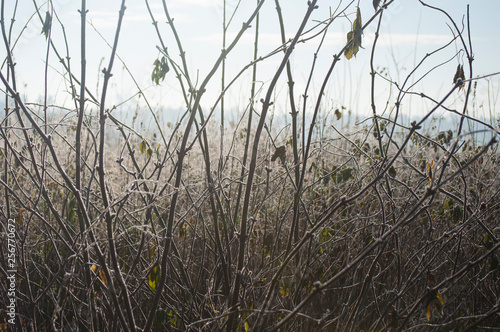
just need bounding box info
[139,140,147,154]
[426,304,432,321]
[149,247,156,260]
[99,269,108,286]
[344,8,363,60]
[91,264,97,272]
[427,160,434,181]
[279,285,289,298]
[436,291,445,306]
[148,263,160,292]
[344,32,356,60]
[244,321,250,332]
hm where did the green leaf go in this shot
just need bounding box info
[148,263,160,292]
[341,168,353,182]
[154,308,167,330]
[154,144,160,158]
[444,198,454,210]
[151,56,170,85]
[320,228,330,242]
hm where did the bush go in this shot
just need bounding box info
[1,1,499,331]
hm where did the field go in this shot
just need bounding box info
[1,1,499,331]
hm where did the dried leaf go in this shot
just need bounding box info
[308,161,316,172]
[427,272,436,286]
[373,0,381,10]
[425,273,445,320]
[139,140,147,155]
[427,160,434,181]
[41,11,52,39]
[453,64,465,89]
[426,304,432,321]
[334,108,342,120]
[389,305,398,331]
[388,166,397,178]
[344,8,363,60]
[271,145,286,162]
[16,208,26,226]
[99,269,108,286]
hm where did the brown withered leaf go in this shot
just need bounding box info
[453,64,465,90]
[271,145,286,162]
[388,305,398,331]
[427,160,434,181]
[16,208,26,226]
[99,269,108,286]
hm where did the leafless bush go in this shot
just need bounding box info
[1,0,499,331]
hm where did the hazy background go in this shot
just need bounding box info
[2,0,499,128]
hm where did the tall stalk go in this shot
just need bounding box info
[95,1,137,330]
[221,0,226,128]
[274,0,302,252]
[143,2,266,330]
[232,0,260,251]
[228,2,318,330]
[74,2,99,329]
[0,0,16,221]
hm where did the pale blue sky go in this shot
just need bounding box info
[2,0,499,124]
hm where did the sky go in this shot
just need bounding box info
[2,0,500,129]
